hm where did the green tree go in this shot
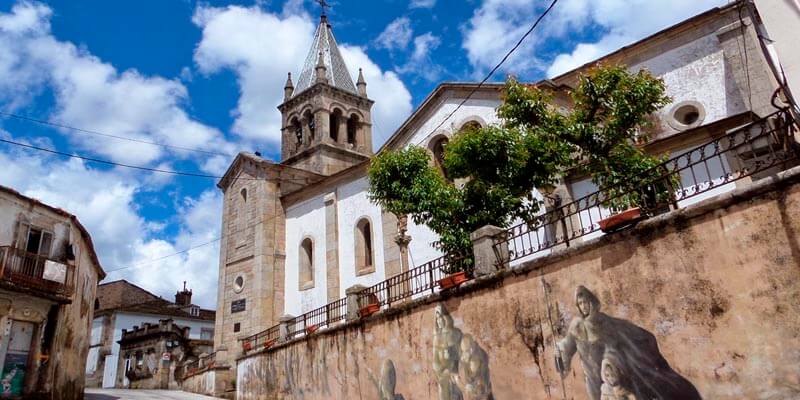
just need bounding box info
[368,65,672,263]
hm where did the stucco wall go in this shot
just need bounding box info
[284,195,328,316]
[237,168,800,400]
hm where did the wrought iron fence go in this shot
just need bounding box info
[357,252,470,310]
[494,109,799,264]
[241,297,347,352]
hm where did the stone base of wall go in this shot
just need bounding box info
[181,367,235,399]
[237,166,800,400]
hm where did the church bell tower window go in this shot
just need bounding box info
[347,115,359,146]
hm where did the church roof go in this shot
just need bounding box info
[294,16,357,96]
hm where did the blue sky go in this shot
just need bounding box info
[0,0,724,307]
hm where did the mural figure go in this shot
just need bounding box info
[555,286,701,400]
[433,305,463,400]
[455,334,493,400]
[370,359,405,400]
[600,349,636,400]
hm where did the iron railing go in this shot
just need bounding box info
[241,297,348,351]
[357,252,470,309]
[0,246,74,297]
[493,109,799,264]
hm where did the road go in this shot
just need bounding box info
[85,388,223,400]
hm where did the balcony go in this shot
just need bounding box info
[0,246,74,301]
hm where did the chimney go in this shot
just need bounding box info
[175,281,192,306]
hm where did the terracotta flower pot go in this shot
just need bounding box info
[305,324,319,335]
[359,302,380,318]
[263,339,276,349]
[242,342,252,352]
[598,207,642,233]
[438,271,468,290]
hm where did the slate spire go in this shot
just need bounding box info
[293,15,357,96]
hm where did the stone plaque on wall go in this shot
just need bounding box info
[231,299,246,313]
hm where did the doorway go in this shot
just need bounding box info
[0,320,35,397]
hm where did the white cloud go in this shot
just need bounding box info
[410,0,437,9]
[0,138,222,308]
[462,0,727,78]
[0,2,233,168]
[397,32,444,82]
[192,5,413,149]
[375,17,413,51]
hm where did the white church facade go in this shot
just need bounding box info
[212,2,795,372]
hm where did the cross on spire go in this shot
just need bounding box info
[316,0,330,16]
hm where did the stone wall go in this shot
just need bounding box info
[236,167,800,400]
[181,367,233,399]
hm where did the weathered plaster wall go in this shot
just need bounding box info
[237,169,800,400]
[181,367,233,399]
[284,195,327,316]
[336,177,387,298]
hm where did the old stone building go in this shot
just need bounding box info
[0,185,105,399]
[212,3,799,393]
[115,318,212,390]
[85,280,215,389]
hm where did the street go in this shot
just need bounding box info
[84,389,223,400]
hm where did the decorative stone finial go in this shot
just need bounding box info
[356,68,367,96]
[284,72,294,100]
[315,51,328,84]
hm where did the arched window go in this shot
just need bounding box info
[299,238,314,288]
[94,298,100,310]
[304,110,315,142]
[240,188,247,203]
[429,136,449,177]
[459,120,482,133]
[355,218,373,273]
[347,115,359,146]
[330,109,342,142]
[291,117,302,145]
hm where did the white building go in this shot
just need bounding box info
[85,280,215,388]
[212,2,799,369]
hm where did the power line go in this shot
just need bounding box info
[425,0,560,137]
[0,111,233,158]
[0,137,313,183]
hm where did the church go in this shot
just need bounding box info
[211,2,792,376]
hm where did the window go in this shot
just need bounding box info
[299,238,314,289]
[17,222,53,257]
[234,323,241,333]
[667,101,705,131]
[429,136,449,178]
[190,306,200,317]
[201,328,214,340]
[347,115,359,145]
[355,218,374,274]
[234,275,244,293]
[291,117,302,144]
[459,120,482,133]
[330,109,342,141]
[304,110,315,141]
[240,188,247,203]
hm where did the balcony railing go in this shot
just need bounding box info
[493,108,799,264]
[0,246,74,298]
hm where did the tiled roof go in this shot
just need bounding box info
[115,299,216,322]
[96,280,160,312]
[294,16,357,96]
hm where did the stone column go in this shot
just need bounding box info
[339,118,348,145]
[394,215,412,299]
[470,225,508,276]
[345,284,367,322]
[315,109,330,145]
[324,193,340,303]
[278,314,295,342]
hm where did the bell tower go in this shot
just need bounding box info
[278,13,374,176]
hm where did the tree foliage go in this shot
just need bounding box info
[368,65,672,261]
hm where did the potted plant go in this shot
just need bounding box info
[305,324,319,335]
[598,207,642,232]
[359,293,380,318]
[438,256,471,290]
[242,341,252,352]
[263,338,276,349]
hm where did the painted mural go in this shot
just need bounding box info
[556,286,700,400]
[433,305,493,400]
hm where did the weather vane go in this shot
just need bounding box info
[316,0,330,16]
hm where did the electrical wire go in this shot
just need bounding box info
[423,0,560,138]
[0,111,234,158]
[0,137,314,183]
